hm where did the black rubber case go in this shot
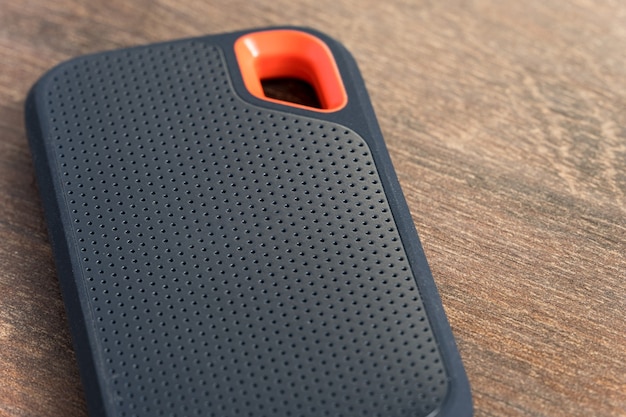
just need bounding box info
[25,27,472,417]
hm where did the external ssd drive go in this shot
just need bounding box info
[25,27,472,417]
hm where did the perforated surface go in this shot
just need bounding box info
[42,39,448,417]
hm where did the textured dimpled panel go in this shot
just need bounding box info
[44,40,448,417]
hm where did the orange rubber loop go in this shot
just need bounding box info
[234,30,348,112]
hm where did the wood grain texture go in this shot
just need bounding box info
[0,0,624,416]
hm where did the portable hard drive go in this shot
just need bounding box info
[25,27,472,417]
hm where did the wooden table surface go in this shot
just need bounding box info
[1,0,625,416]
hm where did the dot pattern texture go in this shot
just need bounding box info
[42,39,448,417]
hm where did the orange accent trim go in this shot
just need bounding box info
[234,30,348,112]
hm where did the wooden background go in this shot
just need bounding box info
[1,0,624,416]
